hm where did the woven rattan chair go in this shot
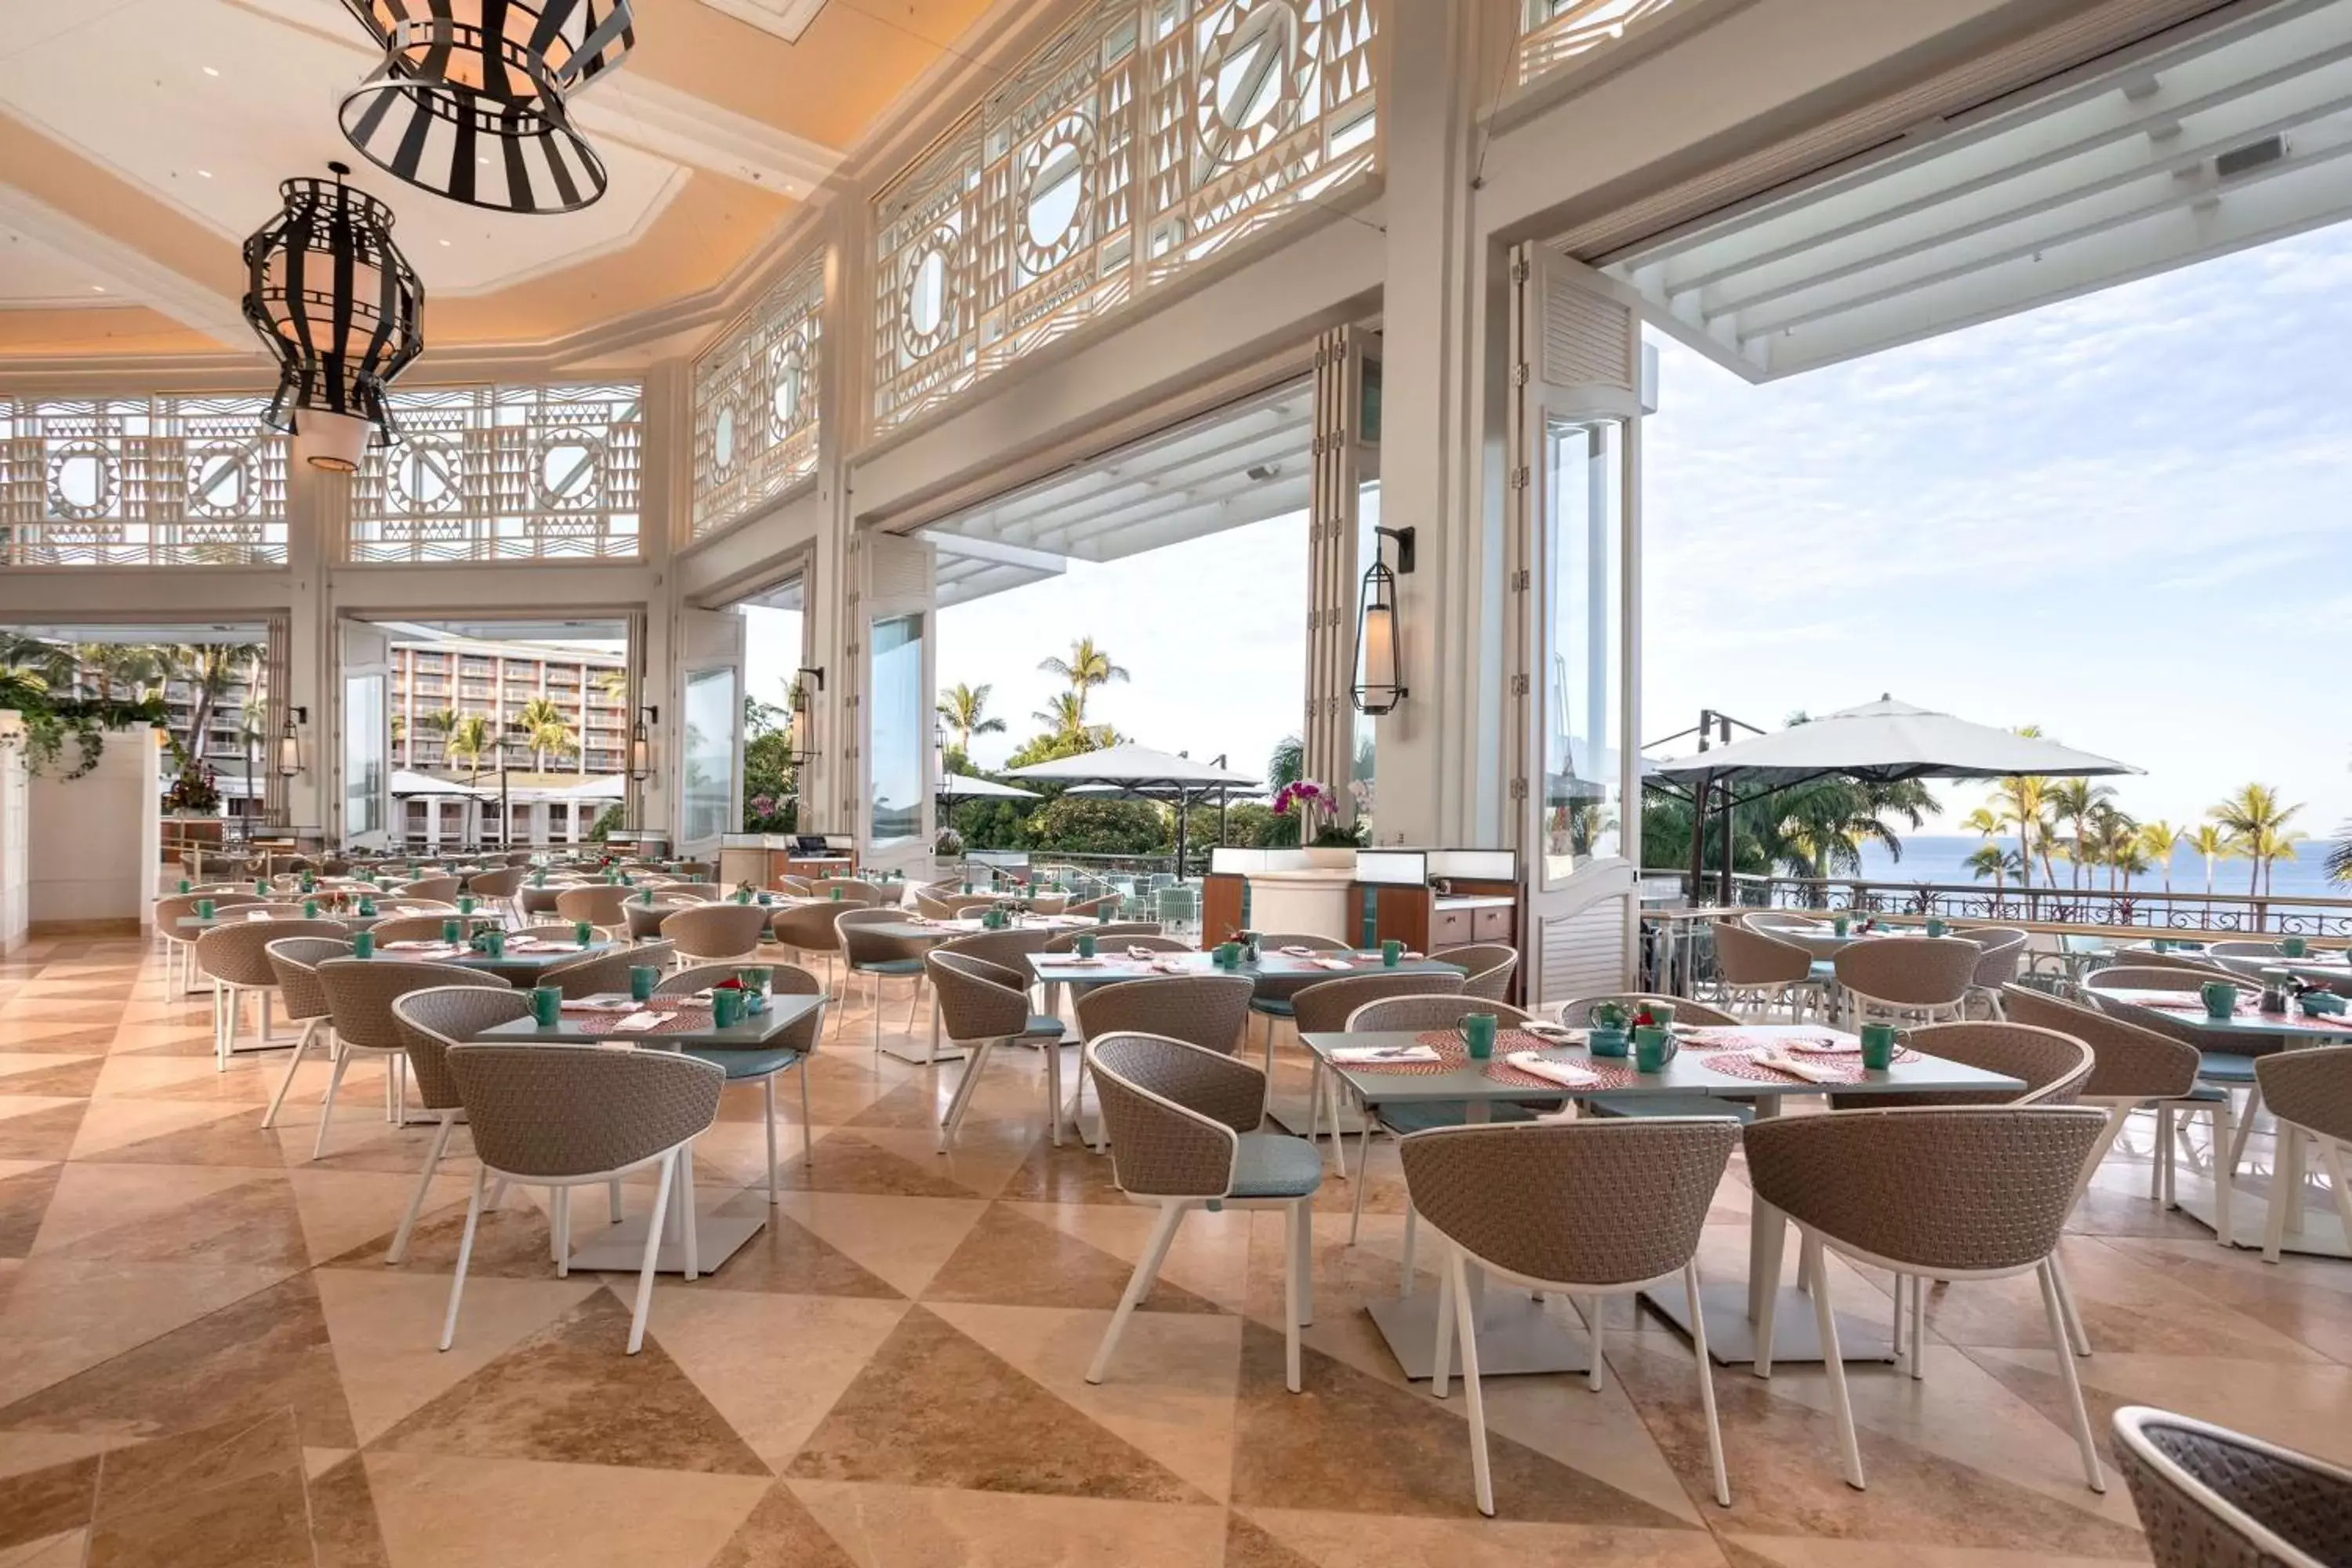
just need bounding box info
[1556,993,1738,1027]
[661,902,772,967]
[518,882,573,917]
[622,892,702,942]
[368,914,470,946]
[2088,967,2281,1185]
[195,917,350,1070]
[387,985,535,1264]
[155,894,213,995]
[1043,924,1171,951]
[927,951,1069,1148]
[912,891,957,920]
[1246,932,1353,1078]
[2125,949,2244,978]
[399,876,463,905]
[2252,1047,2352,1265]
[1746,1105,2112,1494]
[554,884,632,938]
[777,876,814,897]
[1958,927,2031,1018]
[1407,1118,1740,1515]
[1710,921,1829,1021]
[812,877,882,906]
[1289,971,1469,1232]
[2112,1405,2352,1568]
[1831,937,1980,1028]
[259,935,354,1133]
[441,1044,724,1353]
[838,908,927,1053]
[1428,942,1518,1003]
[1065,893,1122,920]
[540,940,675,1000]
[649,962,826,1198]
[463,864,525,905]
[1071,974,1258,1150]
[768,900,848,988]
[317,958,507,1160]
[1086,1033,1321,1392]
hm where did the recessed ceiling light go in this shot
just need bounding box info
[439,238,451,246]
[201,65,220,77]
[89,284,106,293]
[197,169,213,179]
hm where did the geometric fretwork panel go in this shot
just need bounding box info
[0,394,290,566]
[871,0,1378,436]
[1515,0,1680,89]
[350,383,642,563]
[692,247,823,539]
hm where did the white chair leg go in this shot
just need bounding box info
[1295,1198,1313,1327]
[2151,1106,2171,1202]
[2038,1259,2105,1492]
[1045,1034,1064,1149]
[1282,1202,1303,1394]
[2263,1125,2299,1264]
[681,1145,700,1282]
[2227,1084,2263,1178]
[1450,1249,1495,1517]
[439,1164,488,1352]
[1584,1296,1604,1392]
[1432,1242,1456,1399]
[260,1018,319,1130]
[387,1110,457,1264]
[798,1063,814,1162]
[1911,1271,1929,1377]
[2209,1094,2235,1248]
[1686,1263,1730,1506]
[312,1046,354,1160]
[764,1076,779,1206]
[1807,1240,1864,1490]
[1087,1202,1185,1385]
[554,1186,572,1278]
[2051,1253,2090,1356]
[627,1152,677,1354]
[1347,1119,1375,1245]
[938,1040,995,1151]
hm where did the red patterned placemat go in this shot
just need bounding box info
[1328,1031,1468,1075]
[564,1003,719,1038]
[1707,1048,1920,1086]
[1682,1029,1858,1054]
[1482,1054,1645,1091]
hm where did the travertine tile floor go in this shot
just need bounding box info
[1,934,2348,1566]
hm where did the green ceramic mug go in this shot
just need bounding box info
[712,988,746,1028]
[477,930,506,959]
[458,895,476,915]
[1075,933,1098,958]
[630,965,659,1003]
[1588,1025,1628,1059]
[2281,936,2308,958]
[1382,939,1403,968]
[573,920,593,947]
[177,879,192,895]
[351,931,375,960]
[2200,981,2238,1020]
[441,918,462,945]
[530,986,562,1027]
[1635,1025,1677,1073]
[195,898,217,920]
[1831,915,1849,937]
[1860,1022,1896,1071]
[1462,1012,1499,1061]
[303,900,319,919]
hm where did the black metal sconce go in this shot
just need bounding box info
[628,705,658,782]
[276,706,308,777]
[1351,525,1414,715]
[791,667,824,767]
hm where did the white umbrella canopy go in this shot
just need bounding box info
[390,768,492,797]
[936,772,1040,800]
[1648,697,2139,787]
[1004,742,1260,791]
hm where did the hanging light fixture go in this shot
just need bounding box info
[628,705,656,782]
[1351,526,1414,716]
[241,165,425,474]
[276,708,308,778]
[336,0,636,215]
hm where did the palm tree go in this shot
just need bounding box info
[2045,778,2115,892]
[514,696,575,771]
[1987,769,2056,892]
[2185,824,2233,896]
[1771,779,1937,880]
[2208,783,2305,899]
[2328,822,2351,886]
[935,682,1006,758]
[168,643,260,766]
[1269,734,1305,792]
[1965,843,2021,900]
[1031,691,1089,743]
[1038,637,1130,723]
[2136,819,2183,898]
[74,644,157,706]
[2078,801,2138,895]
[444,713,494,786]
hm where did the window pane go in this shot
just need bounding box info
[1542,419,1623,882]
[343,674,385,840]
[869,613,924,848]
[682,667,739,845]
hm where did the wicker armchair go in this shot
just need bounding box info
[2113,1406,2352,1568]
[649,962,826,1201]
[1069,974,1257,1151]
[622,891,711,942]
[2252,1048,2352,1265]
[399,876,463,905]
[387,985,535,1263]
[463,866,526,909]
[838,908,928,1052]
[1064,893,1123,920]
[1831,937,1980,1026]
[1086,1033,1321,1392]
[259,935,354,1134]
[316,959,508,1160]
[913,891,957,920]
[928,951,1069,1149]
[1745,1105,2112,1494]
[1405,1118,1740,1515]
[554,884,631,938]
[661,902,773,966]
[539,940,675,1000]
[2088,966,2284,1187]
[368,914,472,946]
[769,901,848,987]
[1428,942,1518,1003]
[812,877,882,906]
[1043,924,1173,951]
[1557,993,1738,1027]
[195,917,350,1070]
[441,1044,724,1353]
[1710,920,1828,1021]
[1958,927,2031,1018]
[1287,971,1468,1232]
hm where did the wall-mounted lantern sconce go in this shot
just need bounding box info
[791,667,825,768]
[1351,525,1414,715]
[628,705,658,782]
[276,706,308,777]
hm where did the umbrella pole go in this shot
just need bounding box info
[1174,789,1189,883]
[1717,782,1737,906]
[1686,773,1710,907]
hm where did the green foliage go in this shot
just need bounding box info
[1642,775,1938,883]
[0,675,167,782]
[1004,724,1119,769]
[586,804,622,842]
[1018,796,1165,855]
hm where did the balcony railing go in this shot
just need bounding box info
[1646,869,2352,940]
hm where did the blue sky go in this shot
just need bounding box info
[757,220,2352,851]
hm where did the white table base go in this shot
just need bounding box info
[1367,1290,1595,1379]
[2169,1171,2351,1259]
[566,1210,766,1275]
[1640,1280,1896,1367]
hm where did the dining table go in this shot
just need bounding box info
[1301,1020,2024,1377]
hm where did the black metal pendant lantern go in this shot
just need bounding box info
[241,165,426,474]
[336,0,636,215]
[1351,525,1414,716]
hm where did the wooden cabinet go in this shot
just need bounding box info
[1473,904,1513,943]
[1432,906,1473,947]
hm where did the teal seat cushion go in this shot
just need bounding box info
[2178,1083,2229,1103]
[1229,1133,1323,1199]
[682,1047,802,1080]
[2198,1053,2259,1084]
[1377,1101,1539,1134]
[1249,996,1294,1018]
[1587,1093,1751,1123]
[852,957,925,976]
[1022,1015,1066,1039]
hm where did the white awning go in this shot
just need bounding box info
[1647,697,2139,787]
[1004,743,1260,793]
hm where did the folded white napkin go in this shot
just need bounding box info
[1059,955,1106,967]
[1312,957,1354,971]
[1125,946,1157,959]
[610,1011,673,1033]
[1750,1052,1839,1083]
[245,910,273,922]
[1332,1044,1442,1065]
[1279,946,1316,956]
[1520,1020,1584,1042]
[1149,960,1188,974]
[383,940,442,950]
[1504,1051,1600,1088]
[1787,1036,1861,1055]
[562,994,636,1011]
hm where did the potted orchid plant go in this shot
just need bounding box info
[1272,778,1367,852]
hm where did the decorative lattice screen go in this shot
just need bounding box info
[0,395,289,566]
[691,249,825,539]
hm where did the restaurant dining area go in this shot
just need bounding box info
[5,0,2352,1564]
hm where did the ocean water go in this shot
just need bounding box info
[1849,835,2343,902]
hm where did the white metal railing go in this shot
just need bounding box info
[869,0,1380,437]
[349,383,643,564]
[691,248,825,539]
[0,394,289,566]
[1515,0,1681,89]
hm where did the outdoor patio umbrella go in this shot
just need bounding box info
[1647,696,2140,902]
[935,772,1040,802]
[1005,744,1259,875]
